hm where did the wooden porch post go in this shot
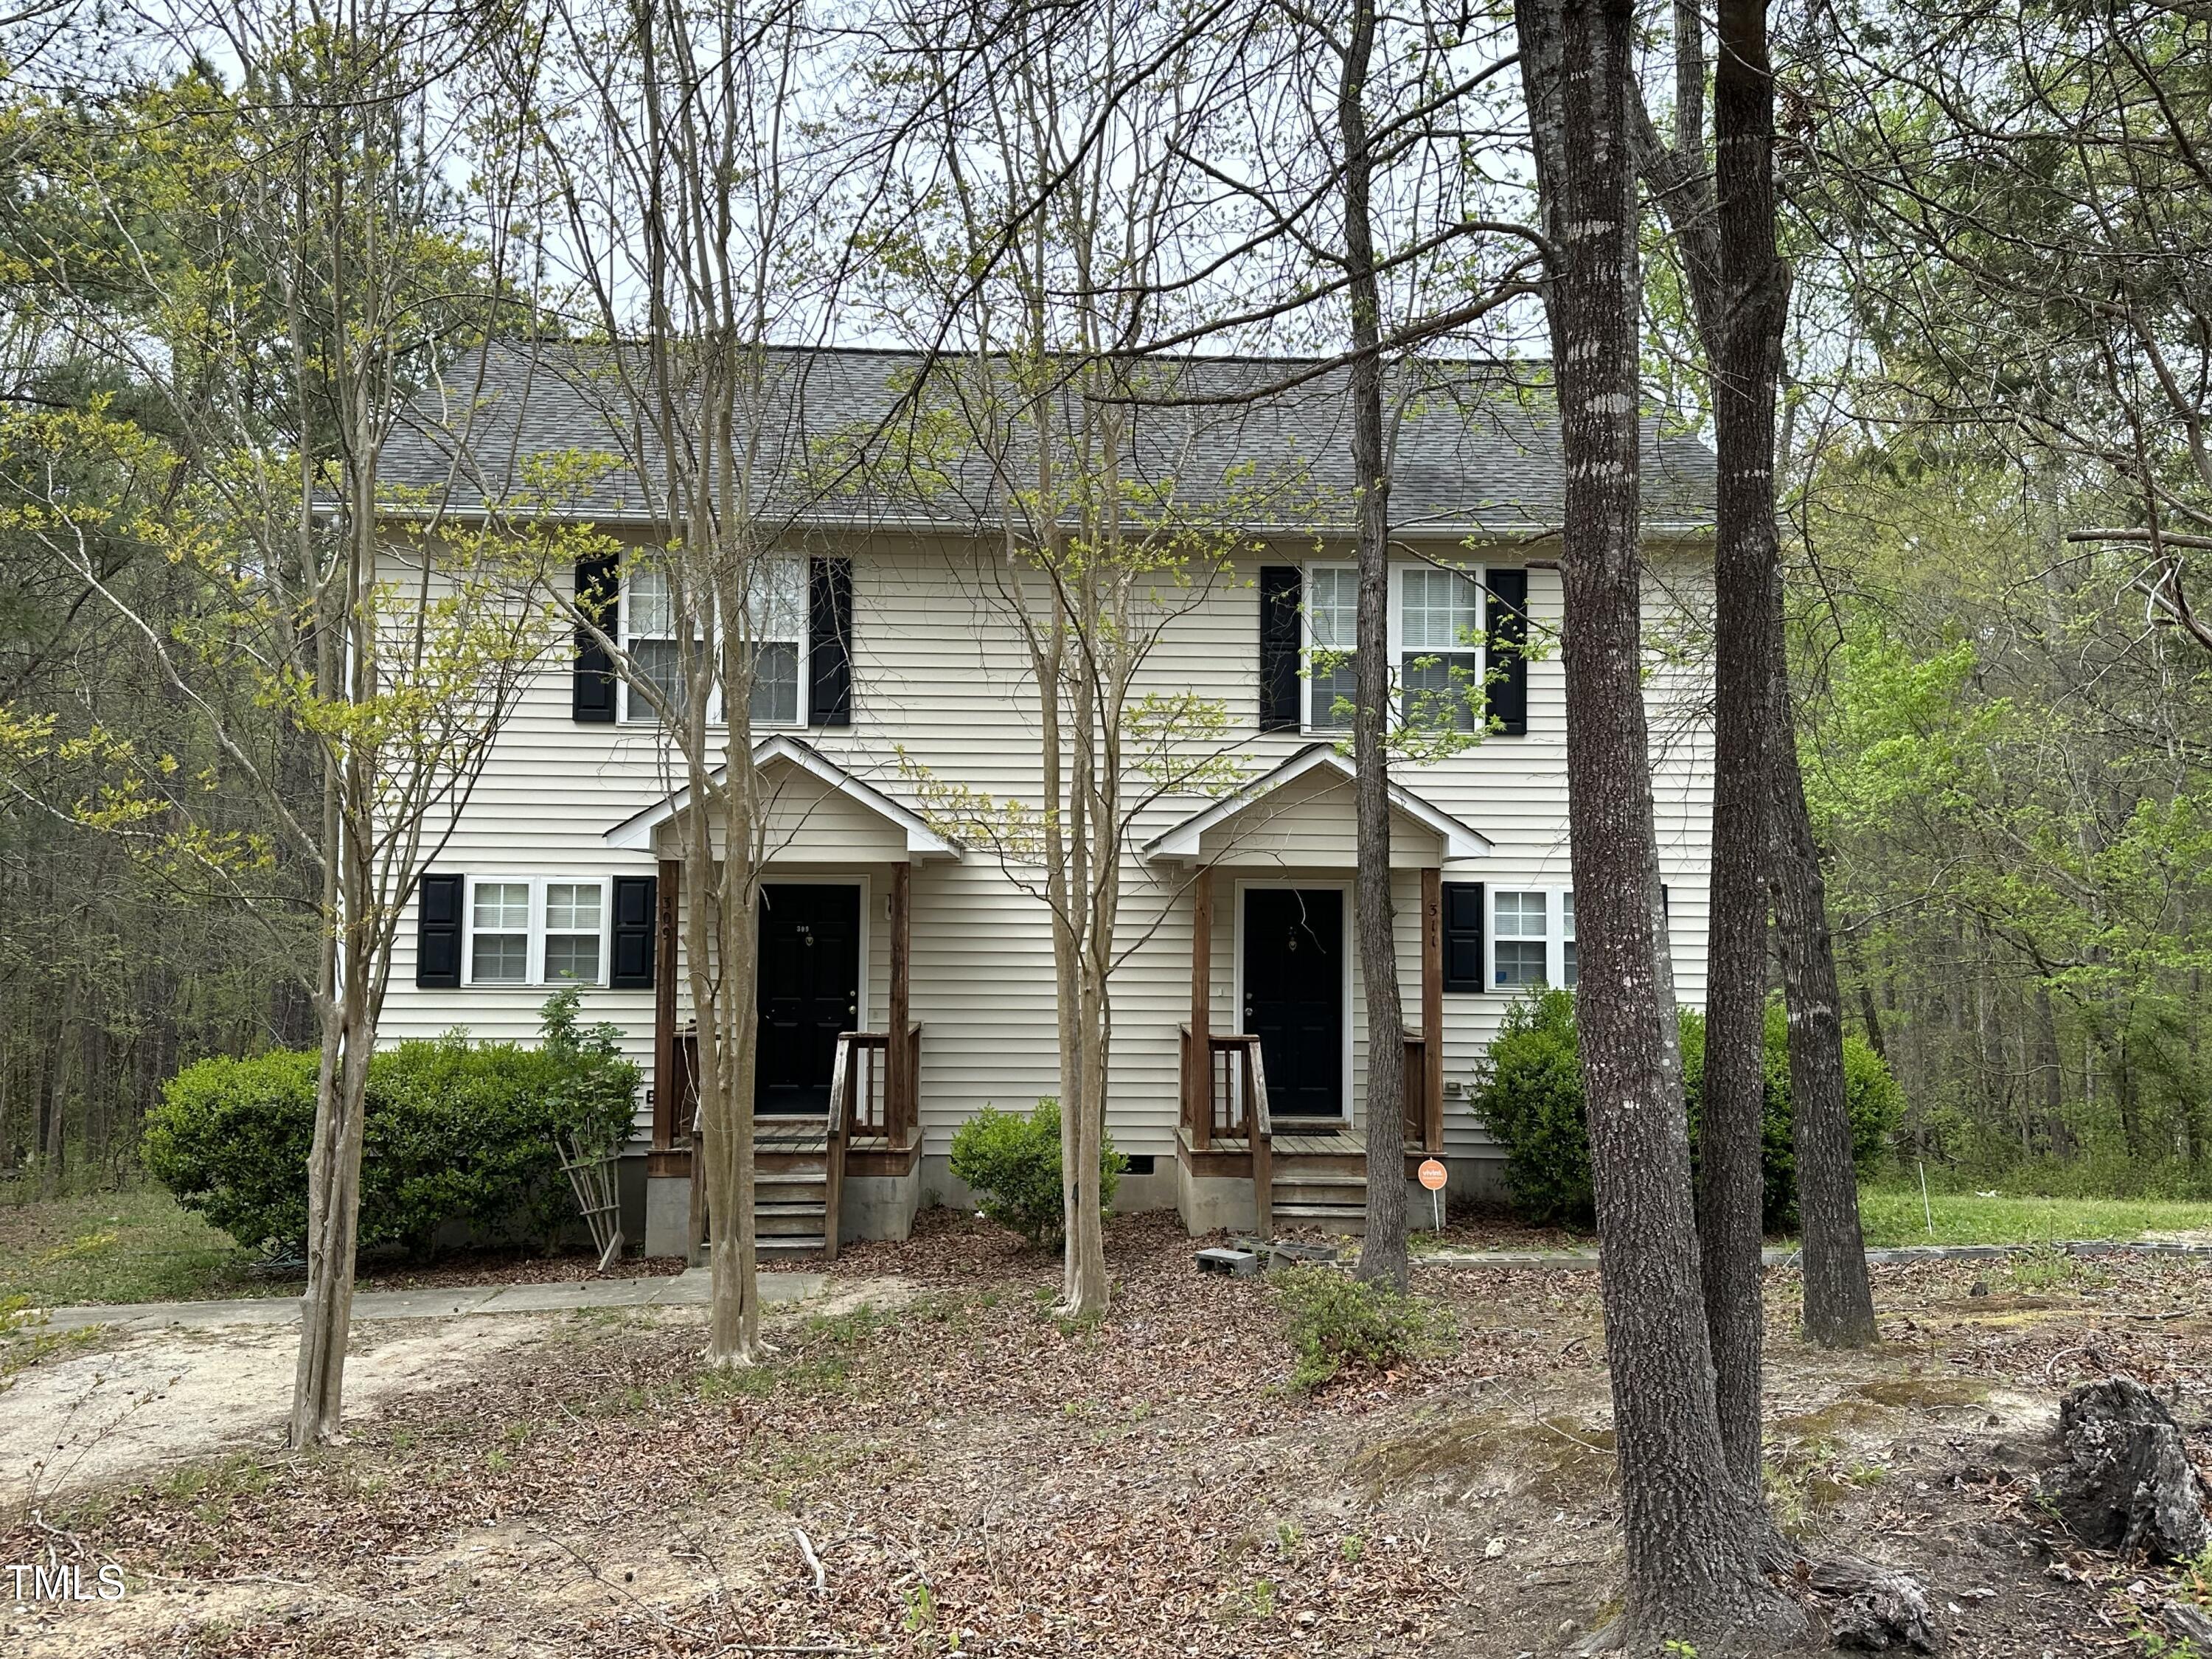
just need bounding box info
[1420,866,1445,1155]
[650,856,682,1171]
[888,860,912,1144]
[1189,865,1212,1152]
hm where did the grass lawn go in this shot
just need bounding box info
[1855,1186,2212,1248]
[0,1184,260,1307]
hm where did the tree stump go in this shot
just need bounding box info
[2040,1376,2211,1562]
[1808,1556,1941,1652]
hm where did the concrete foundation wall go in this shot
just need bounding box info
[841,1172,922,1244]
[643,1172,691,1259]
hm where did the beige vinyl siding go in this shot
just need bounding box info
[378,534,1715,1167]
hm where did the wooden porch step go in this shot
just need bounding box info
[757,1169,827,1191]
[757,1152,830,1176]
[1272,1173,1368,1208]
[1272,1201,1368,1236]
[759,1234,828,1256]
[758,1208,828,1239]
[1270,1152,1368,1178]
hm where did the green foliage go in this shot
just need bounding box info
[1465,990,1597,1228]
[947,1099,1124,1248]
[1273,1266,1455,1391]
[1472,990,1902,1231]
[144,995,638,1259]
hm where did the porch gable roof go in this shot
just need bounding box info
[602,734,961,860]
[1141,742,1491,866]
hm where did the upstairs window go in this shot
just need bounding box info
[740,558,807,726]
[1306,567,1358,731]
[1493,889,1549,988]
[623,568,694,722]
[1400,568,1483,732]
[620,559,807,727]
[1301,561,1487,734]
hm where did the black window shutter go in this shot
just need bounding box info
[1486,568,1529,737]
[1442,880,1485,992]
[417,874,464,989]
[1259,565,1302,731]
[610,875,657,990]
[573,554,619,723]
[807,557,853,726]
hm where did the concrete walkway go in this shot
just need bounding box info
[37,1267,828,1335]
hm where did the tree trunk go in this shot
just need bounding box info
[1767,574,1878,1347]
[1694,0,1788,1498]
[1340,0,1408,1292]
[1062,957,1111,1316]
[291,966,373,1447]
[1515,0,1802,1641]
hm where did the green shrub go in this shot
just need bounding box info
[1471,990,1902,1232]
[1273,1266,1455,1390]
[947,1099,1124,1247]
[145,991,639,1259]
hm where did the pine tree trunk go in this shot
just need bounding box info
[1767,577,1878,1347]
[1515,0,1803,1638]
[1694,0,1790,1496]
[1340,0,1408,1291]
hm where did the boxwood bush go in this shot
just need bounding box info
[145,990,639,1259]
[947,1099,1126,1247]
[1471,988,1902,1231]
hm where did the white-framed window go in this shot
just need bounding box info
[543,881,605,984]
[1305,566,1359,731]
[1492,885,1587,992]
[1303,561,1486,734]
[470,881,532,984]
[1399,566,1483,732]
[1493,889,1549,989]
[620,557,807,727]
[740,557,807,726]
[462,876,612,987]
[622,568,692,723]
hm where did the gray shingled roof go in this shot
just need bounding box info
[380,341,1715,534]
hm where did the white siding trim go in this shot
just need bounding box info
[604,734,959,858]
[1144,742,1490,863]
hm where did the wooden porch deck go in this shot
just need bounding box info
[1195,1127,1366,1158]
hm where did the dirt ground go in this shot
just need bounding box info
[4,1211,2210,1658]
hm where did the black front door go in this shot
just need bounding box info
[1242,887,1344,1121]
[756,883,861,1115]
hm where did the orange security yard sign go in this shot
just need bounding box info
[1417,1158,1447,1233]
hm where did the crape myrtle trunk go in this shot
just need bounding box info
[1340,0,1409,1291]
[1514,0,1804,1639]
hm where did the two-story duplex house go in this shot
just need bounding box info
[378,343,1717,1256]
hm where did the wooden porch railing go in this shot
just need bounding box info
[1178,1026,1277,1232]
[831,1025,923,1145]
[1250,1043,1275,1237]
[1179,1028,1266,1150]
[824,1034,852,1264]
[1402,1035,1427,1151]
